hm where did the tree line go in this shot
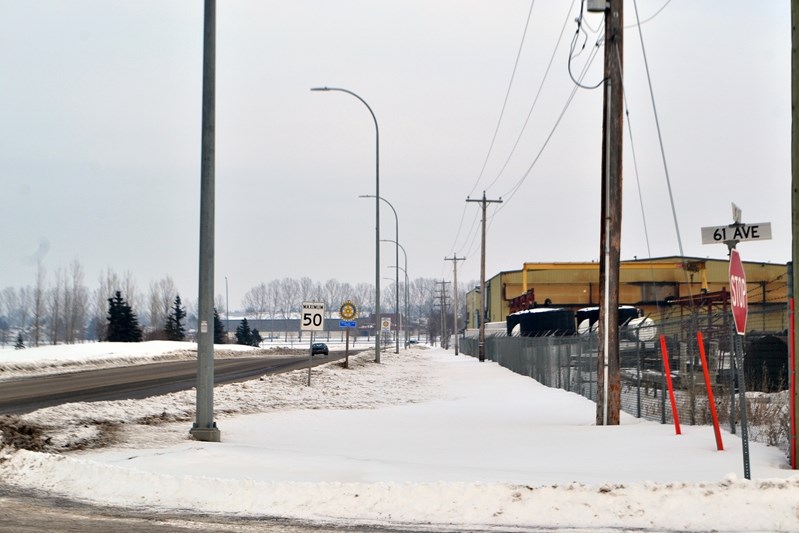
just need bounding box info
[239,277,473,342]
[0,262,473,348]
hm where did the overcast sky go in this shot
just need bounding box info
[0,1,789,309]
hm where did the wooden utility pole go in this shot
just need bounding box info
[467,192,503,361]
[436,280,451,349]
[791,0,798,470]
[596,0,624,426]
[445,255,465,355]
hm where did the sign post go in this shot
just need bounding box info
[701,203,766,480]
[339,301,358,369]
[728,248,751,480]
[381,317,391,348]
[301,302,325,386]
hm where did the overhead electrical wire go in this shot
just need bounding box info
[631,0,684,258]
[453,1,581,260]
[568,0,606,90]
[450,1,536,259]
[620,65,664,318]
[482,0,578,194]
[625,0,672,28]
[466,0,536,199]
[494,28,604,210]
[615,0,691,312]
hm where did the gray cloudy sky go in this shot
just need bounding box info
[0,1,790,309]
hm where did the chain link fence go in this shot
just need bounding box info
[460,305,791,451]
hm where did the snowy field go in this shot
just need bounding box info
[0,341,798,532]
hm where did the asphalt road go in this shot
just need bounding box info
[0,353,345,415]
[0,483,419,533]
[0,349,396,532]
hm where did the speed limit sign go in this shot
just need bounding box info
[301,302,325,331]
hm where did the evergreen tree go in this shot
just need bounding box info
[213,308,226,344]
[250,328,262,347]
[106,291,143,342]
[164,294,187,341]
[15,332,25,350]
[235,318,252,346]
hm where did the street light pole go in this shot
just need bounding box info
[225,276,229,338]
[383,238,409,349]
[191,0,220,443]
[313,87,381,363]
[363,195,399,354]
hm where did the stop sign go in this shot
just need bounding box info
[729,249,747,335]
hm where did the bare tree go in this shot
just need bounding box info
[49,267,65,344]
[298,277,319,303]
[381,281,397,316]
[322,279,343,317]
[321,279,344,341]
[121,270,140,320]
[353,283,374,316]
[278,278,299,341]
[147,276,176,339]
[65,261,88,343]
[0,287,13,346]
[20,287,32,333]
[267,279,281,339]
[214,293,226,314]
[10,287,32,335]
[32,262,47,347]
[92,268,122,341]
[242,282,269,320]
[411,278,438,339]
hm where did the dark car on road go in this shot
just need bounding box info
[311,342,329,356]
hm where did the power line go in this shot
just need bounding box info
[631,0,684,258]
[495,37,604,208]
[482,0,579,194]
[625,0,672,28]
[621,69,664,320]
[452,1,535,258]
[467,0,537,198]
[568,0,607,90]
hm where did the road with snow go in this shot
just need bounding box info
[0,353,348,415]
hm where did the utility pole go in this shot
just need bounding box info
[791,0,798,470]
[595,0,624,426]
[466,191,502,362]
[436,280,451,349]
[445,255,465,355]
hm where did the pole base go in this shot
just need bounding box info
[190,424,221,442]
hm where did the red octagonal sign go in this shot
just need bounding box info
[729,249,747,335]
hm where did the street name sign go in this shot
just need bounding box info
[301,301,325,331]
[339,320,357,328]
[729,249,747,335]
[700,223,772,245]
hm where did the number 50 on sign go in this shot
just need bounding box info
[301,302,325,331]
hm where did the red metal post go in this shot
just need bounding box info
[696,331,724,450]
[790,298,796,469]
[659,335,681,435]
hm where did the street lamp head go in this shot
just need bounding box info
[310,86,330,92]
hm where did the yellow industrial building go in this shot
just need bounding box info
[465,256,789,333]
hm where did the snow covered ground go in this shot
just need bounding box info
[0,341,798,532]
